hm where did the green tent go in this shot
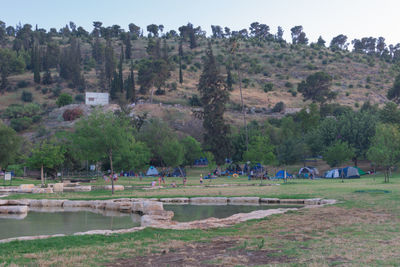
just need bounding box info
[355,167,366,175]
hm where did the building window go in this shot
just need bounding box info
[88,97,95,101]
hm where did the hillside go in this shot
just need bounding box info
[0,31,399,139]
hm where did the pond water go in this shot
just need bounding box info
[164,204,302,222]
[0,208,141,240]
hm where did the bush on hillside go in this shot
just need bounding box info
[272,101,285,113]
[10,117,33,132]
[62,107,83,121]
[56,93,73,107]
[21,91,33,102]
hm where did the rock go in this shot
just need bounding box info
[0,205,28,214]
[19,184,35,190]
[105,202,121,211]
[304,198,322,205]
[229,197,260,204]
[53,183,64,193]
[32,188,53,194]
[141,214,171,227]
[118,203,133,213]
[279,199,305,204]
[131,202,144,213]
[7,199,29,206]
[142,201,163,214]
[160,198,189,203]
[320,199,336,205]
[103,185,124,191]
[190,197,228,204]
[0,200,8,206]
[260,198,280,204]
[63,200,92,208]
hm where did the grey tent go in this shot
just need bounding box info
[325,169,340,178]
[146,166,159,176]
[299,167,319,178]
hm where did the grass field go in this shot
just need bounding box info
[1,172,400,266]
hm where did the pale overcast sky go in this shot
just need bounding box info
[2,0,400,45]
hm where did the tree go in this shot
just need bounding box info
[104,40,115,87]
[276,26,284,42]
[26,139,65,186]
[126,62,136,102]
[243,135,275,165]
[330,34,348,51]
[323,141,355,181]
[181,136,202,166]
[198,43,231,165]
[317,36,326,47]
[146,24,159,37]
[179,40,183,84]
[387,74,400,103]
[298,72,336,104]
[113,135,150,172]
[159,139,184,168]
[128,23,141,38]
[291,26,307,44]
[32,45,41,84]
[367,124,400,182]
[124,33,132,60]
[379,102,400,124]
[0,123,22,171]
[0,48,25,93]
[56,93,73,107]
[73,110,135,194]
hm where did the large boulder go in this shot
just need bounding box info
[105,202,121,211]
[52,183,64,193]
[7,199,29,206]
[103,185,124,191]
[229,197,260,204]
[63,200,92,208]
[32,188,53,194]
[280,199,305,204]
[0,205,28,214]
[19,184,35,190]
[304,198,322,205]
[190,197,228,204]
[131,202,144,213]
[142,201,163,214]
[0,200,8,206]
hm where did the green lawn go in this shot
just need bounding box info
[1,173,400,266]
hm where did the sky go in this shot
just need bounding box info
[2,0,400,45]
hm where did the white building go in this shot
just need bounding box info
[85,92,109,105]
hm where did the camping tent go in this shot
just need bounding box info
[299,167,319,178]
[146,166,159,176]
[325,169,340,178]
[275,170,292,179]
[355,167,366,176]
[170,167,186,177]
[339,167,360,178]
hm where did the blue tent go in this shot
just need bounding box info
[275,170,292,179]
[146,166,159,176]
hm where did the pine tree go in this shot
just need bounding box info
[42,69,52,84]
[162,39,168,62]
[198,43,231,165]
[110,71,118,100]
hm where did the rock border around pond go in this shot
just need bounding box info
[0,197,336,243]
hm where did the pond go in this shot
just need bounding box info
[0,208,141,240]
[164,204,302,222]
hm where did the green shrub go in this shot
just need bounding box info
[75,94,85,102]
[263,83,274,92]
[284,82,293,88]
[17,80,29,88]
[6,164,23,177]
[10,117,32,132]
[56,93,73,107]
[188,94,202,107]
[21,91,33,102]
[272,101,285,113]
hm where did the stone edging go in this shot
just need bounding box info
[0,197,336,243]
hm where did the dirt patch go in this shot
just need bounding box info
[109,239,292,267]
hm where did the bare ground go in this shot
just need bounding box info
[108,206,399,267]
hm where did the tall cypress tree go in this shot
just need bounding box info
[125,33,132,60]
[117,46,124,92]
[179,40,183,84]
[198,43,231,165]
[226,66,233,91]
[126,62,136,102]
[32,45,41,84]
[104,40,115,88]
